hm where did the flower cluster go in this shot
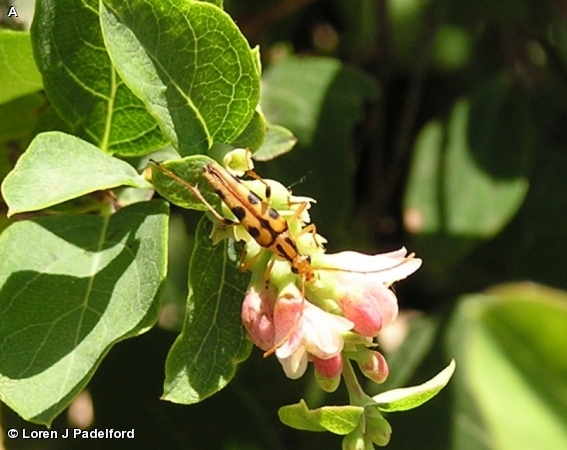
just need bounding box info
[241,247,421,384]
[214,149,422,388]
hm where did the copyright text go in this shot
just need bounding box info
[7,428,135,439]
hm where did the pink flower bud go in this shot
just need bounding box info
[313,354,343,379]
[338,282,398,337]
[310,248,421,337]
[356,350,389,384]
[241,283,276,351]
[313,353,343,392]
[314,367,341,392]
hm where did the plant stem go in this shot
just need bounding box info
[342,358,367,405]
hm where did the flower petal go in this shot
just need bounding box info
[314,248,422,284]
[301,302,354,357]
[279,346,308,379]
[274,295,304,359]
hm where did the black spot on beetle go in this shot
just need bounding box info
[214,188,226,200]
[248,192,261,205]
[259,218,273,230]
[231,206,246,221]
[284,236,298,251]
[275,243,285,256]
[268,208,280,220]
[248,226,260,238]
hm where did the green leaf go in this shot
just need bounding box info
[162,217,251,404]
[0,30,43,104]
[0,201,168,424]
[231,109,266,152]
[1,131,151,217]
[447,284,567,450]
[278,399,364,434]
[405,98,531,238]
[196,0,224,9]
[404,80,534,277]
[0,94,48,233]
[252,123,297,162]
[100,0,260,156]
[0,93,46,144]
[374,359,456,412]
[448,92,567,293]
[149,155,217,211]
[260,57,378,241]
[31,0,166,156]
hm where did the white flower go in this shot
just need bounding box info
[273,282,354,379]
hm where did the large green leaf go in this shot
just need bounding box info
[100,0,260,156]
[460,131,567,292]
[163,217,251,404]
[260,57,379,241]
[404,79,534,283]
[447,284,567,450]
[0,30,43,104]
[231,109,267,153]
[31,0,166,156]
[1,131,151,216]
[0,200,168,424]
[405,101,531,237]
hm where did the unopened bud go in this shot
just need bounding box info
[313,354,343,392]
[356,349,389,384]
[365,406,391,446]
[342,425,365,450]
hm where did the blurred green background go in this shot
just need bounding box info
[2,0,567,448]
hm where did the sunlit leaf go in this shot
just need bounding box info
[31,0,166,155]
[0,30,43,104]
[447,284,567,449]
[100,0,260,155]
[0,201,168,424]
[252,124,297,162]
[279,399,363,434]
[2,132,150,216]
[374,360,455,412]
[148,155,216,211]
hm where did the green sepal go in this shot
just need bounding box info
[365,405,392,446]
[278,399,364,434]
